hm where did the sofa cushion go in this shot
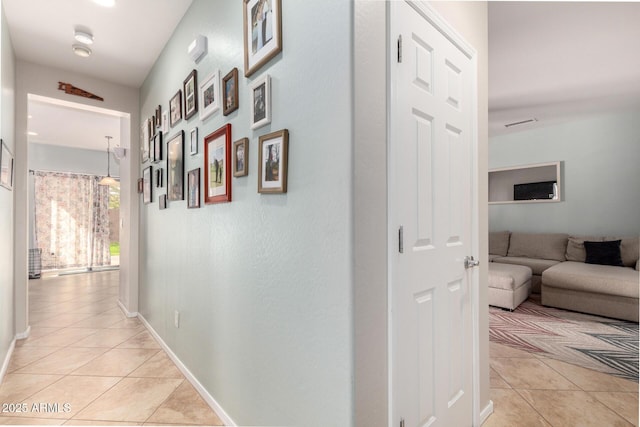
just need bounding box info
[542,261,639,299]
[492,256,561,276]
[566,236,605,262]
[606,236,639,268]
[488,263,532,291]
[489,231,510,256]
[584,240,624,267]
[507,232,568,262]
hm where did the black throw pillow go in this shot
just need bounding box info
[584,240,624,267]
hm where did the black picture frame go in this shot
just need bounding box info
[183,69,198,120]
[166,130,185,201]
[170,90,182,127]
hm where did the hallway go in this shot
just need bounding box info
[0,271,224,426]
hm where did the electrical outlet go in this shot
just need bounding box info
[174,310,180,328]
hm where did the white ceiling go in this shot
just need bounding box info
[4,1,640,149]
[3,0,193,151]
[489,2,640,136]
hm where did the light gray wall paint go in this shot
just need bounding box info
[29,143,120,176]
[489,109,640,236]
[0,2,16,378]
[139,1,353,425]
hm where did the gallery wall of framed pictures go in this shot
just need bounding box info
[139,0,288,213]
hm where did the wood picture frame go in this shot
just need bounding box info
[152,131,163,163]
[183,69,198,120]
[159,194,167,210]
[243,0,282,77]
[187,168,201,209]
[190,127,198,155]
[0,140,14,191]
[141,119,150,162]
[233,138,249,177]
[258,129,288,194]
[155,105,162,129]
[137,178,144,194]
[143,166,153,204]
[166,131,185,201]
[199,70,220,121]
[250,74,271,129]
[222,68,239,116]
[204,123,232,204]
[169,90,182,127]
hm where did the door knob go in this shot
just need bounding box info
[464,256,480,269]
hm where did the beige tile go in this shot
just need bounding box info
[491,357,580,390]
[116,331,161,349]
[72,378,183,423]
[26,327,62,339]
[490,341,539,359]
[17,376,122,419]
[0,373,63,403]
[0,417,64,425]
[147,381,224,425]
[30,312,95,328]
[590,392,639,426]
[483,388,552,427]
[68,314,125,329]
[518,389,634,427]
[490,368,511,389]
[541,358,639,392]
[128,352,184,379]
[6,346,62,373]
[70,348,159,377]
[22,328,100,348]
[15,347,108,375]
[69,327,145,348]
[65,421,142,426]
[108,318,143,329]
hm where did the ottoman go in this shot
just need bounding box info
[489,263,532,310]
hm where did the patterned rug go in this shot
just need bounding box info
[489,296,639,382]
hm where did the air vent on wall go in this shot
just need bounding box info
[504,118,538,128]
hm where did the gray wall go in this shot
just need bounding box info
[0,2,15,379]
[489,109,640,236]
[139,1,353,425]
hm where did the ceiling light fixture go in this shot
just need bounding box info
[72,44,92,58]
[74,29,94,45]
[99,136,118,186]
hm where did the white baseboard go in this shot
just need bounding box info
[480,400,494,425]
[118,300,139,318]
[0,338,16,384]
[137,314,236,427]
[15,325,31,340]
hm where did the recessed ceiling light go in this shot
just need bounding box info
[92,0,115,7]
[72,44,92,58]
[74,30,94,45]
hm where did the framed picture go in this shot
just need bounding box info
[187,168,201,209]
[190,127,198,155]
[169,90,182,127]
[152,132,163,163]
[258,129,288,194]
[155,105,162,129]
[166,131,185,201]
[155,168,163,188]
[137,178,144,194]
[159,194,167,210]
[204,123,232,204]
[141,119,150,162]
[0,140,14,190]
[183,69,198,120]
[233,138,249,177]
[250,74,271,129]
[199,70,220,121]
[162,110,169,133]
[143,166,153,204]
[243,0,282,77]
[223,68,239,116]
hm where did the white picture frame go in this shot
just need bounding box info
[199,70,220,121]
[250,74,271,130]
[190,127,198,155]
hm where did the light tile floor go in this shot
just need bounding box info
[485,341,639,427]
[0,271,224,426]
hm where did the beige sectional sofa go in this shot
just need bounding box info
[489,231,639,322]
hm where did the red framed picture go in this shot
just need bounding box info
[204,123,232,204]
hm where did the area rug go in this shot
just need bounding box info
[489,296,639,382]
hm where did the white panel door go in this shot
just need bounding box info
[390,2,478,427]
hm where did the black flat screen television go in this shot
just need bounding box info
[514,181,556,201]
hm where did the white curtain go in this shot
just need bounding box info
[33,171,111,270]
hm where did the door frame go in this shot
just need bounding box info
[387,1,481,425]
